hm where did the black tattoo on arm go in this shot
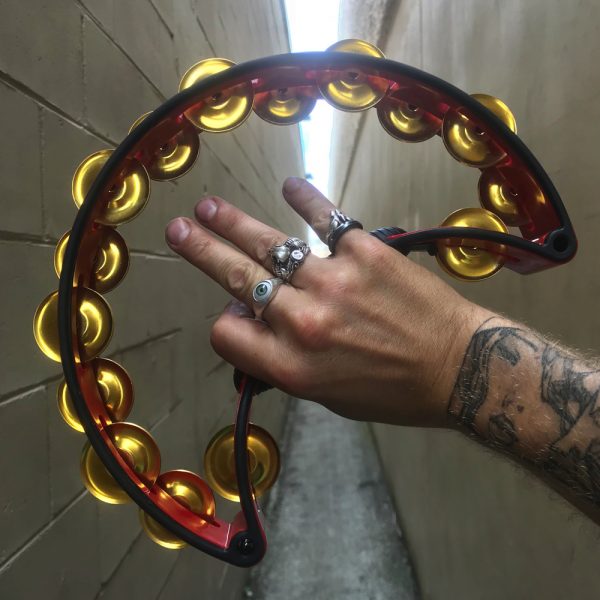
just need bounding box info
[450,317,538,429]
[449,317,600,509]
[540,345,598,436]
[488,412,518,448]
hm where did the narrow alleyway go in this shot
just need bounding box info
[245,399,419,600]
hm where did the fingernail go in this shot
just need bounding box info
[283,177,303,193]
[166,218,191,245]
[196,198,218,222]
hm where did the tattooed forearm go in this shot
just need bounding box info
[449,316,600,512]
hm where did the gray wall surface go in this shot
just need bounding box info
[334,1,600,598]
[0,1,304,598]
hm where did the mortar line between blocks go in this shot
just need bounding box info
[0,490,88,572]
[111,328,181,356]
[155,551,183,600]
[39,107,47,236]
[0,72,118,147]
[94,531,144,593]
[338,112,368,209]
[2,329,181,405]
[80,11,87,122]
[195,16,218,57]
[75,0,167,102]
[147,0,175,39]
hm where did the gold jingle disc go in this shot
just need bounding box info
[319,39,388,111]
[81,422,161,504]
[204,424,280,502]
[57,358,134,433]
[140,470,216,550]
[72,150,150,225]
[473,94,517,133]
[377,98,441,142]
[81,441,129,504]
[33,288,113,363]
[129,113,200,181]
[442,94,517,168]
[179,58,254,132]
[253,87,317,125]
[54,227,129,293]
[478,168,525,226]
[478,166,546,227]
[436,207,509,281]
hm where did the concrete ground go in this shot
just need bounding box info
[244,399,418,600]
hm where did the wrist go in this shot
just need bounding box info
[428,302,496,429]
[445,313,561,458]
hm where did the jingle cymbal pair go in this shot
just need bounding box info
[81,424,216,550]
[80,420,279,549]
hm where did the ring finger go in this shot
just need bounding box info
[194,195,319,287]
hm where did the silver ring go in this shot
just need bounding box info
[326,209,363,254]
[268,237,310,282]
[252,277,283,320]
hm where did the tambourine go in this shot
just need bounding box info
[32,39,576,567]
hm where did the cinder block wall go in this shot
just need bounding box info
[0,1,304,598]
[333,1,600,598]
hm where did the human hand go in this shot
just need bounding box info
[165,178,491,427]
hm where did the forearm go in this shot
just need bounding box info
[449,315,600,523]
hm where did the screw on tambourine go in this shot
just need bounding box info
[238,536,255,555]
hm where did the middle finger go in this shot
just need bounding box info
[194,196,320,287]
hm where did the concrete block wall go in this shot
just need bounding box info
[333,1,600,598]
[0,1,304,598]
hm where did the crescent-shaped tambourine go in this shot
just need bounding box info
[33,39,576,566]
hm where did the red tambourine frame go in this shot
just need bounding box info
[58,51,576,567]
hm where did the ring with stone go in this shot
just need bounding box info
[326,209,364,254]
[268,237,311,282]
[252,277,283,320]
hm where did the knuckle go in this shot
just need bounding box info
[221,202,243,230]
[330,265,359,296]
[288,307,332,350]
[224,259,256,295]
[314,264,358,299]
[189,232,212,256]
[351,234,387,267]
[254,231,281,264]
[312,209,331,236]
[217,203,240,229]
